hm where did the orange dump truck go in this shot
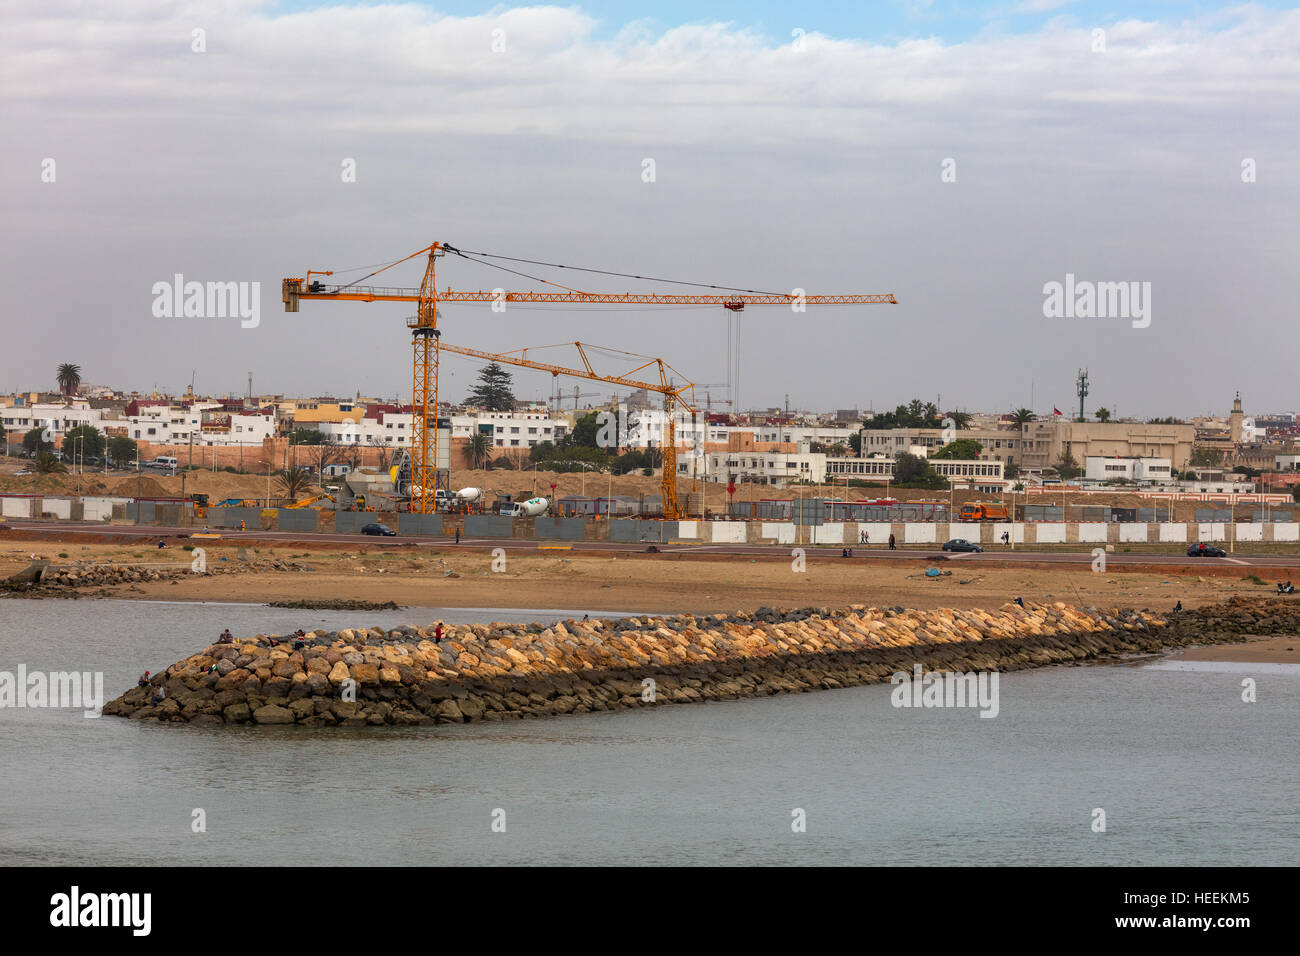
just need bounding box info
[959,502,1010,521]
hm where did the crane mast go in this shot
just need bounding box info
[282,241,896,518]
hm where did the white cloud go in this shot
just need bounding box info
[2,2,1298,413]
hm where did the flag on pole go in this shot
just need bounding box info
[1053,407,1063,416]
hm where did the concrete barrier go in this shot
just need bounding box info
[820,522,845,544]
[1274,523,1300,542]
[904,523,936,543]
[466,514,514,538]
[532,516,585,540]
[1077,523,1107,543]
[278,509,320,533]
[1034,523,1066,544]
[675,520,699,540]
[760,522,795,544]
[1159,523,1187,542]
[1235,523,1264,542]
[708,522,747,544]
[1197,522,1226,542]
[1119,523,1148,543]
[993,522,1025,544]
[40,498,72,519]
[859,522,893,546]
[2,497,31,519]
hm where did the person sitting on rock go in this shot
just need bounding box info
[1173,600,1183,612]
[292,629,307,651]
[217,629,234,644]
[841,548,849,558]
[137,670,151,687]
[1014,597,1025,608]
[150,686,165,706]
[157,539,166,549]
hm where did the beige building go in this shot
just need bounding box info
[861,420,1196,471]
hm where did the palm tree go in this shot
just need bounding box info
[1096,407,1112,422]
[1009,408,1036,426]
[56,363,82,396]
[468,432,494,469]
[948,410,972,430]
[277,466,313,500]
[34,451,67,490]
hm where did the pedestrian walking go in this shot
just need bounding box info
[455,528,460,544]
[888,533,896,550]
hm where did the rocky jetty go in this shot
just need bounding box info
[104,598,1289,727]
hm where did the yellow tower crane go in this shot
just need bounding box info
[282,241,896,515]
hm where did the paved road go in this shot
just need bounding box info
[7,521,1300,569]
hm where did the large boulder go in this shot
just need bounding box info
[252,704,294,725]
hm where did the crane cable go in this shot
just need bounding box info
[443,244,786,297]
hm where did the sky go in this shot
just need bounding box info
[2,0,1298,420]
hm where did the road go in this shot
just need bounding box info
[6,521,1300,570]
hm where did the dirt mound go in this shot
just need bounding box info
[109,475,171,498]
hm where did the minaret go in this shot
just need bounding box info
[1229,392,1244,443]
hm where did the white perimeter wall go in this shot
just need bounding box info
[1077,523,1108,542]
[761,522,795,544]
[1035,524,1066,543]
[904,523,936,543]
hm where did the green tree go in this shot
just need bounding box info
[862,399,942,430]
[1095,407,1111,422]
[23,426,51,456]
[847,432,862,455]
[291,427,325,445]
[465,363,516,411]
[468,431,495,469]
[566,411,604,450]
[1292,485,1300,503]
[56,363,82,396]
[931,438,983,460]
[277,466,314,499]
[107,435,137,466]
[34,451,67,489]
[894,452,947,489]
[1055,452,1082,479]
[947,410,972,430]
[63,424,105,460]
[1189,447,1224,467]
[1010,408,1037,426]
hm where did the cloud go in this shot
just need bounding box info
[2,2,1298,414]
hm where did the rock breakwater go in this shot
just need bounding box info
[105,598,1283,727]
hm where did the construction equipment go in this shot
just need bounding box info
[437,340,697,517]
[285,494,334,508]
[282,242,896,516]
[958,502,1010,521]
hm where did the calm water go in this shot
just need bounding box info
[1,599,1296,866]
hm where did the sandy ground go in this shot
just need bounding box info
[1169,636,1300,664]
[2,539,1283,615]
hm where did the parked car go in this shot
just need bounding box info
[942,538,983,553]
[1187,543,1227,557]
[361,523,396,536]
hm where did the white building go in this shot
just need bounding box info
[3,402,106,437]
[1084,456,1172,484]
[826,456,1006,493]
